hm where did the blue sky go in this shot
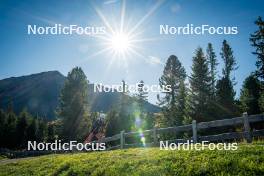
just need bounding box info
[0,0,264,104]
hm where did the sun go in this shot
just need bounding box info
[110,32,131,54]
[87,0,164,67]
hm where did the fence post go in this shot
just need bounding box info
[192,120,197,143]
[153,127,158,146]
[120,130,125,149]
[243,112,252,143]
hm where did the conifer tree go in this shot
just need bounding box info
[105,108,120,137]
[216,40,238,118]
[47,122,55,142]
[176,80,188,125]
[57,67,90,141]
[158,55,187,126]
[0,109,7,148]
[189,47,211,122]
[216,77,236,118]
[250,17,264,112]
[16,110,29,147]
[36,118,47,142]
[26,118,37,142]
[134,80,150,131]
[136,80,148,112]
[240,74,261,115]
[5,111,17,148]
[220,40,238,79]
[206,43,218,98]
[250,16,264,79]
[105,81,134,136]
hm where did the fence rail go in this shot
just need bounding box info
[2,113,264,158]
[99,113,264,150]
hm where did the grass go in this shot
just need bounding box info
[0,155,6,160]
[0,144,263,176]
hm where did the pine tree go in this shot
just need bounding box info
[220,40,238,79]
[36,118,47,142]
[240,74,261,115]
[206,43,218,98]
[250,16,264,79]
[105,81,134,137]
[216,40,238,118]
[16,110,29,148]
[118,80,134,132]
[189,47,211,122]
[26,118,37,142]
[176,80,188,125]
[136,80,148,112]
[5,111,17,148]
[216,77,236,118]
[135,80,151,131]
[105,108,120,137]
[47,122,55,142]
[258,93,264,112]
[143,112,155,130]
[57,67,90,141]
[158,55,187,126]
[0,109,7,148]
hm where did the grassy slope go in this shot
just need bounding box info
[0,155,6,160]
[0,144,264,176]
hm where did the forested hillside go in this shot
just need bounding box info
[0,71,160,120]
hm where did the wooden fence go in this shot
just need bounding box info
[2,113,264,158]
[99,113,264,150]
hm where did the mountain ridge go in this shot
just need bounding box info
[0,71,160,120]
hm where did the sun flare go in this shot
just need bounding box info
[87,0,164,68]
[110,33,131,54]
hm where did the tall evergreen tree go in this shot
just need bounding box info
[16,110,29,148]
[158,55,187,126]
[206,43,218,98]
[105,81,134,136]
[240,74,261,115]
[118,81,133,132]
[176,80,188,125]
[5,111,17,148]
[36,118,47,142]
[136,80,148,112]
[57,67,90,141]
[47,122,56,142]
[250,16,264,79]
[26,118,37,142]
[258,93,264,112]
[216,77,236,117]
[189,47,211,122]
[105,108,120,137]
[0,109,7,148]
[216,40,238,118]
[220,40,238,79]
[134,80,151,131]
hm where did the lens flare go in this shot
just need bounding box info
[138,129,146,147]
[141,136,146,146]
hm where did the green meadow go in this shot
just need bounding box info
[0,144,263,176]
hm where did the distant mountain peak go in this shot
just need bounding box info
[0,71,160,120]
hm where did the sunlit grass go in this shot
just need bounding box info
[0,144,263,176]
[0,155,6,161]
